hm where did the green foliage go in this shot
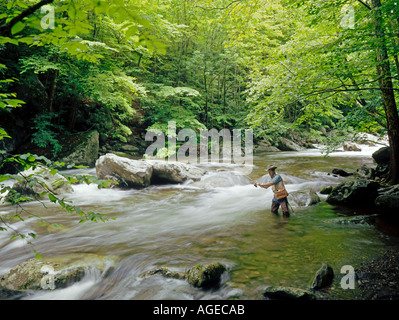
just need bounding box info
[30,113,63,157]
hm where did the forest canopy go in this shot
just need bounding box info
[1,0,399,181]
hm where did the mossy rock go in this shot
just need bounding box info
[263,286,316,300]
[0,253,117,291]
[186,262,227,289]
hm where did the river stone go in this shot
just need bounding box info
[343,142,361,152]
[254,140,280,152]
[372,146,390,165]
[320,186,333,195]
[96,153,153,188]
[263,286,315,300]
[277,137,305,152]
[59,130,99,167]
[8,165,73,201]
[288,189,320,207]
[326,179,380,206]
[0,254,117,291]
[375,184,399,213]
[311,263,334,290]
[186,262,227,289]
[332,168,353,177]
[148,160,206,184]
[141,267,187,280]
[96,154,206,188]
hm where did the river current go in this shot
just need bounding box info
[1,142,398,300]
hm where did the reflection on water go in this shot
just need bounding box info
[0,146,398,300]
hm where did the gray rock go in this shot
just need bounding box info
[326,179,380,206]
[277,137,305,152]
[60,130,99,167]
[263,286,315,300]
[343,142,361,152]
[8,165,73,201]
[0,254,117,291]
[95,154,206,188]
[254,140,280,152]
[289,188,320,207]
[311,263,334,290]
[96,153,153,188]
[149,160,205,184]
[141,267,186,280]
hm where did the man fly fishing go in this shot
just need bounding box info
[254,165,290,218]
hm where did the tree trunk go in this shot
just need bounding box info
[48,69,58,114]
[372,0,399,184]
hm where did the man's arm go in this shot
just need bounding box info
[254,181,274,189]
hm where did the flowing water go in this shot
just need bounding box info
[1,144,399,300]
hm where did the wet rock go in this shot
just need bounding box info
[335,214,378,225]
[288,188,320,207]
[277,137,305,152]
[7,165,73,201]
[356,166,374,180]
[372,147,390,165]
[326,179,380,206]
[332,168,353,177]
[263,286,315,300]
[343,142,361,152]
[141,267,186,280]
[0,284,26,299]
[59,130,99,167]
[187,262,227,289]
[311,263,334,290]
[320,186,333,195]
[0,254,117,291]
[96,153,153,188]
[142,262,228,289]
[375,184,399,213]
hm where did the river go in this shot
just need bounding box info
[1,143,399,300]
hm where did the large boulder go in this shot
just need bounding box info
[95,154,206,188]
[59,130,99,167]
[311,263,334,290]
[277,137,305,152]
[149,160,205,184]
[288,189,320,207]
[375,184,399,213]
[8,165,73,201]
[254,140,280,153]
[0,254,117,292]
[263,286,315,300]
[96,153,153,188]
[372,146,390,165]
[343,142,361,152]
[326,179,380,206]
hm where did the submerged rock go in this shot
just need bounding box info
[263,286,315,300]
[288,188,320,207]
[186,262,227,289]
[7,165,73,201]
[332,168,353,177]
[311,263,334,290]
[143,262,228,289]
[0,254,117,292]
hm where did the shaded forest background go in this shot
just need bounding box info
[1,0,398,180]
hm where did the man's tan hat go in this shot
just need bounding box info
[266,165,277,171]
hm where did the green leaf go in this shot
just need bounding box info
[11,22,25,35]
[48,193,57,203]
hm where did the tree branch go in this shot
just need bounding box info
[194,0,242,11]
[357,0,372,10]
[0,0,54,36]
